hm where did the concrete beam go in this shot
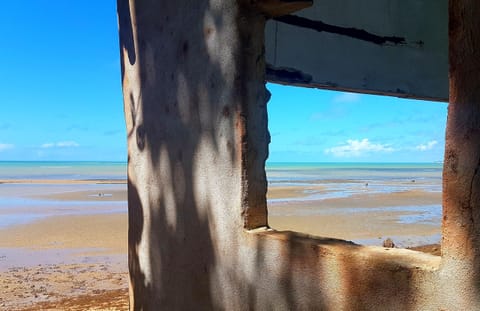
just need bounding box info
[265,0,449,101]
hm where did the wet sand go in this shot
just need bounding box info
[0,214,127,252]
[32,189,128,202]
[268,185,442,247]
[0,181,129,310]
[0,213,128,310]
[0,180,442,309]
[266,185,326,199]
[269,213,440,247]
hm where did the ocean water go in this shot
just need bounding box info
[0,161,442,184]
[0,161,127,180]
[266,162,442,183]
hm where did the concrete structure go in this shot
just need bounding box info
[117,0,480,309]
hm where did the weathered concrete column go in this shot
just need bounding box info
[119,1,468,310]
[117,0,269,309]
[442,0,480,306]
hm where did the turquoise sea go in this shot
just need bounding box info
[0,161,127,180]
[267,162,442,180]
[0,161,443,182]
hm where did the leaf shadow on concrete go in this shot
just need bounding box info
[117,1,424,310]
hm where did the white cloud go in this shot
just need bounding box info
[41,141,80,148]
[57,141,80,147]
[325,138,394,157]
[0,143,14,152]
[333,92,361,103]
[415,140,438,151]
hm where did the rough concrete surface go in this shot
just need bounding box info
[118,0,480,309]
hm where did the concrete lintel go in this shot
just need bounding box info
[265,0,449,101]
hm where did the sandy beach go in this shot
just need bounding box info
[0,167,442,309]
[268,185,442,247]
[0,181,129,310]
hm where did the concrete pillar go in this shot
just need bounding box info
[117,0,269,309]
[442,0,480,306]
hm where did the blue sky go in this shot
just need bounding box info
[0,1,447,162]
[267,85,447,162]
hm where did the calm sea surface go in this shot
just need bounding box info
[0,161,127,180]
[0,161,443,181]
[267,162,442,182]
